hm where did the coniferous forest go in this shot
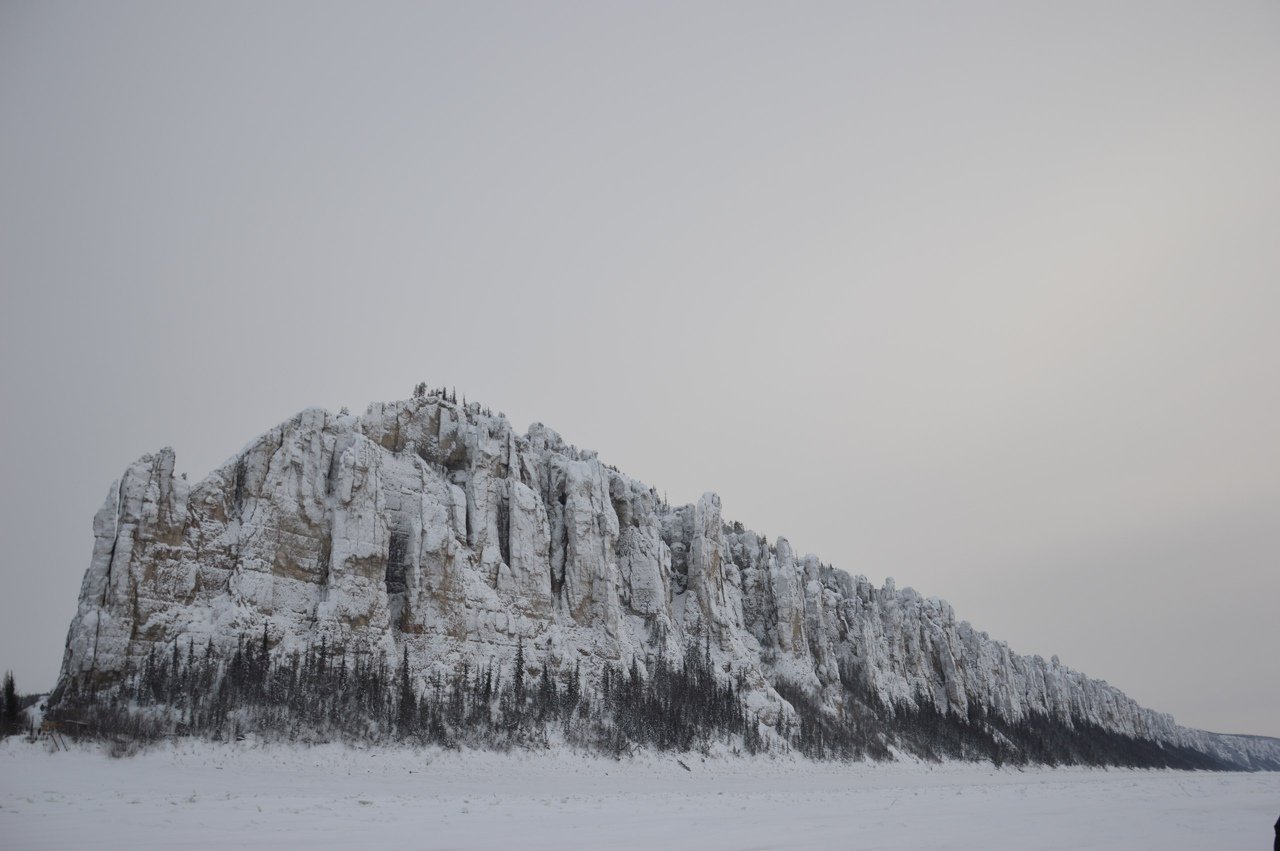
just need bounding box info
[49,633,754,758]
[42,634,1248,769]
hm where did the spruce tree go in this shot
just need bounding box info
[513,637,526,715]
[398,647,417,734]
[2,671,19,734]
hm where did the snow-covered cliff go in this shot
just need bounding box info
[53,393,1279,767]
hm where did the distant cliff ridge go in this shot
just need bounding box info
[49,389,1280,767]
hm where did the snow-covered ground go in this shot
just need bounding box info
[2,738,1277,850]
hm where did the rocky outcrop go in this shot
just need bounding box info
[53,392,1280,767]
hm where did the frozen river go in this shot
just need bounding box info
[3,738,1278,849]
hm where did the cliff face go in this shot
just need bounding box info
[55,394,1279,767]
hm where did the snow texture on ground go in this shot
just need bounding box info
[2,739,1278,850]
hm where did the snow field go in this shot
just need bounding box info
[2,738,1278,850]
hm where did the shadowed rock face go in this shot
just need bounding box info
[55,393,1279,767]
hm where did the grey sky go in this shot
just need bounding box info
[2,1,1277,736]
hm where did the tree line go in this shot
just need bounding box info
[39,641,1242,769]
[46,634,768,757]
[768,656,1237,769]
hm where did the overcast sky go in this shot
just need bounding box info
[2,1,1277,737]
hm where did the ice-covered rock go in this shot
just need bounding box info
[52,392,1279,767]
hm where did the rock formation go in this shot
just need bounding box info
[52,392,1280,767]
